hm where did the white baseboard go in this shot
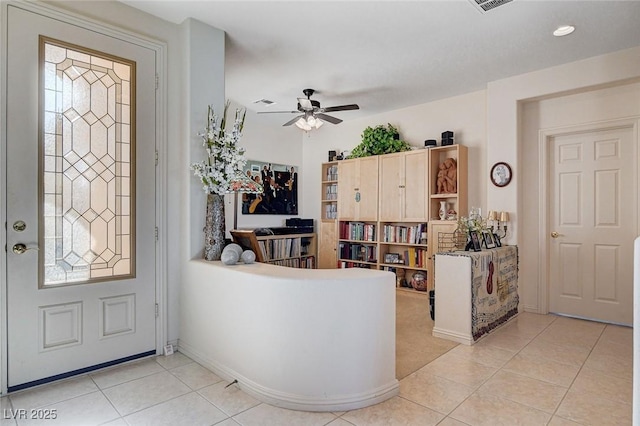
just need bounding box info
[432,327,474,345]
[178,341,399,412]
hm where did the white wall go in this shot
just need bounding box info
[487,46,640,245]
[301,90,488,222]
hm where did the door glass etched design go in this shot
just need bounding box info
[41,37,135,286]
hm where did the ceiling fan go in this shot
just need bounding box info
[258,89,359,130]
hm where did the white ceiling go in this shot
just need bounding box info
[122,0,640,126]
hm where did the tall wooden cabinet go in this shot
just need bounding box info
[320,146,467,291]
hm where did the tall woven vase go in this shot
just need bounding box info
[204,193,226,261]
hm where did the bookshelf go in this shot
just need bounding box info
[231,230,317,269]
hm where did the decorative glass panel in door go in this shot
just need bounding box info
[42,37,135,286]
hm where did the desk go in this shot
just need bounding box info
[432,246,518,344]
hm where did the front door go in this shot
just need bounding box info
[6,5,158,390]
[548,122,637,325]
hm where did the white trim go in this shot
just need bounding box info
[178,341,400,412]
[0,0,9,397]
[537,117,640,318]
[431,327,474,346]
[1,0,169,393]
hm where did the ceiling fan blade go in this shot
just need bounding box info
[283,115,304,126]
[316,113,343,125]
[322,104,359,113]
[297,98,313,110]
[257,110,298,114]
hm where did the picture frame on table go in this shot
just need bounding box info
[469,231,482,252]
[493,233,502,247]
[482,230,496,249]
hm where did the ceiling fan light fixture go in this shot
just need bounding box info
[295,117,312,131]
[314,118,324,129]
[307,115,317,127]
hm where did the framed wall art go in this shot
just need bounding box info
[242,160,299,215]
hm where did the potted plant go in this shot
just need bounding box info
[348,124,412,158]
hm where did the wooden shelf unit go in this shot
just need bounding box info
[428,145,468,221]
[231,230,317,269]
[326,146,468,292]
[319,162,339,269]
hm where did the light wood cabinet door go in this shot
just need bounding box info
[357,156,379,221]
[403,150,429,221]
[318,221,337,268]
[337,159,358,220]
[379,153,403,221]
[337,157,378,221]
[379,151,428,222]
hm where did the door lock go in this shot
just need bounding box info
[12,221,26,232]
[12,243,39,254]
[550,231,561,239]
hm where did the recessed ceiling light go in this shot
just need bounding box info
[553,25,575,37]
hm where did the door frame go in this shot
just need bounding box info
[537,117,640,316]
[0,1,169,394]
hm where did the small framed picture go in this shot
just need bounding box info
[469,231,482,252]
[384,252,400,264]
[482,231,496,249]
[494,233,502,247]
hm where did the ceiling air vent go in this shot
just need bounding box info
[253,98,275,106]
[468,0,513,13]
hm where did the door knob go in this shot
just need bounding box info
[550,231,560,239]
[12,243,39,254]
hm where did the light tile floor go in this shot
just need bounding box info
[1,313,632,425]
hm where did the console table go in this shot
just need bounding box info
[432,246,519,345]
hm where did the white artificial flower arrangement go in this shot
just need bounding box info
[191,102,248,195]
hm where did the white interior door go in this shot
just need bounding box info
[6,5,157,390]
[548,123,637,325]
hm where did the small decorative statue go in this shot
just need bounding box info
[436,158,458,194]
[444,158,457,193]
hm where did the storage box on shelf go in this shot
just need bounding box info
[428,145,467,221]
[319,161,339,269]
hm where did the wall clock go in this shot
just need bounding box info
[490,162,512,187]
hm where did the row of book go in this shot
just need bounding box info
[325,165,338,181]
[258,238,301,260]
[339,221,376,241]
[338,242,376,263]
[324,203,337,220]
[401,247,428,268]
[268,256,316,269]
[381,223,427,244]
[340,262,372,269]
[324,184,338,200]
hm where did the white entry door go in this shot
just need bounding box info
[548,123,637,325]
[6,5,158,390]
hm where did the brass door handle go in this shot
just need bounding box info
[551,231,561,239]
[12,243,39,255]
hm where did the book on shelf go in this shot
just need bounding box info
[340,221,376,241]
[326,165,338,181]
[382,223,426,244]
